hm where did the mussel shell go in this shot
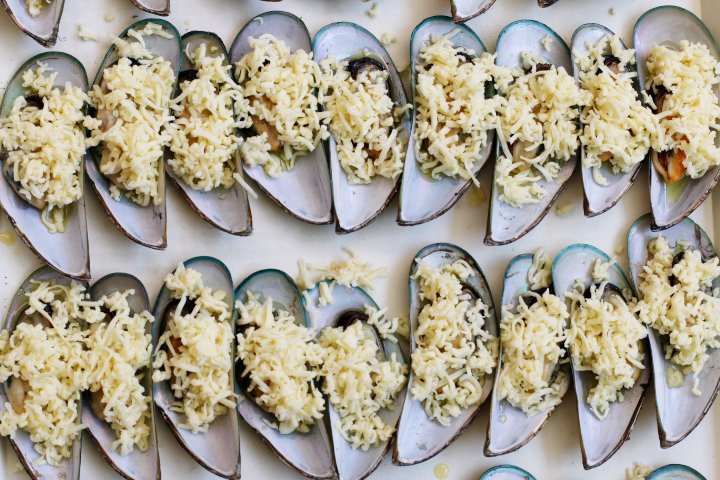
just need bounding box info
[633,6,720,230]
[234,269,335,479]
[484,253,571,456]
[313,22,412,234]
[398,16,492,226]
[627,213,720,448]
[81,273,159,480]
[152,256,240,479]
[449,0,498,24]
[479,465,538,480]
[128,0,169,16]
[646,464,707,480]
[553,243,650,469]
[0,52,90,280]
[229,11,333,226]
[0,0,64,47]
[571,24,643,218]
[394,243,498,465]
[0,266,84,480]
[305,281,407,480]
[485,20,578,246]
[167,31,252,236]
[86,19,182,250]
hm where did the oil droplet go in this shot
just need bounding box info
[418,443,427,451]
[434,463,449,479]
[499,414,507,423]
[0,230,15,246]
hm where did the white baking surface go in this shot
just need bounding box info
[0,0,717,479]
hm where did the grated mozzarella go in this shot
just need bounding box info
[25,0,51,16]
[626,462,652,480]
[410,260,498,425]
[152,264,236,433]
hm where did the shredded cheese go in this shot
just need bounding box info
[633,236,720,395]
[0,62,91,233]
[78,25,99,42]
[236,292,325,434]
[25,0,51,16]
[410,260,498,425]
[86,23,175,206]
[234,34,328,177]
[152,264,236,433]
[627,462,652,480]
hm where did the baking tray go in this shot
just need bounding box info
[0,0,717,479]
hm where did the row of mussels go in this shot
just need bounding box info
[2,212,716,480]
[3,6,718,284]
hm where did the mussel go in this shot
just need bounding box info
[571,24,644,217]
[314,22,412,234]
[166,31,252,235]
[0,52,90,280]
[86,19,181,249]
[646,464,707,480]
[484,253,571,456]
[127,0,169,16]
[229,12,333,226]
[83,273,160,480]
[449,0,497,24]
[152,257,241,478]
[234,269,335,480]
[0,0,64,47]
[305,281,407,480]
[553,243,650,468]
[394,243,498,465]
[0,266,83,480]
[634,6,720,230]
[485,20,578,246]
[479,465,538,480]
[627,213,720,447]
[398,16,493,226]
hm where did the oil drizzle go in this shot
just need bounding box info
[0,231,16,246]
[434,463,449,479]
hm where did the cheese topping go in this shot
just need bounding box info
[633,236,720,395]
[235,34,328,177]
[166,44,245,191]
[565,279,647,420]
[235,292,325,434]
[25,0,51,16]
[0,62,91,233]
[410,260,498,425]
[318,321,407,450]
[575,35,663,185]
[646,41,720,178]
[86,23,176,206]
[84,290,154,456]
[0,281,89,466]
[627,462,652,480]
[495,53,589,207]
[152,264,236,433]
[414,34,498,184]
[497,249,569,416]
[319,55,410,184]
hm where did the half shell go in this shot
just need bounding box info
[394,243,497,465]
[0,52,90,280]
[484,253,571,456]
[633,6,720,230]
[305,281,407,480]
[234,269,335,480]
[485,20,578,246]
[398,16,492,226]
[0,0,64,47]
[647,465,707,480]
[229,11,333,226]
[627,214,720,447]
[313,22,412,234]
[168,31,252,235]
[86,19,181,250]
[479,465,538,480]
[0,266,83,480]
[553,244,650,469]
[128,0,169,16]
[152,256,241,478]
[449,0,497,24]
[83,273,160,480]
[571,23,643,217]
